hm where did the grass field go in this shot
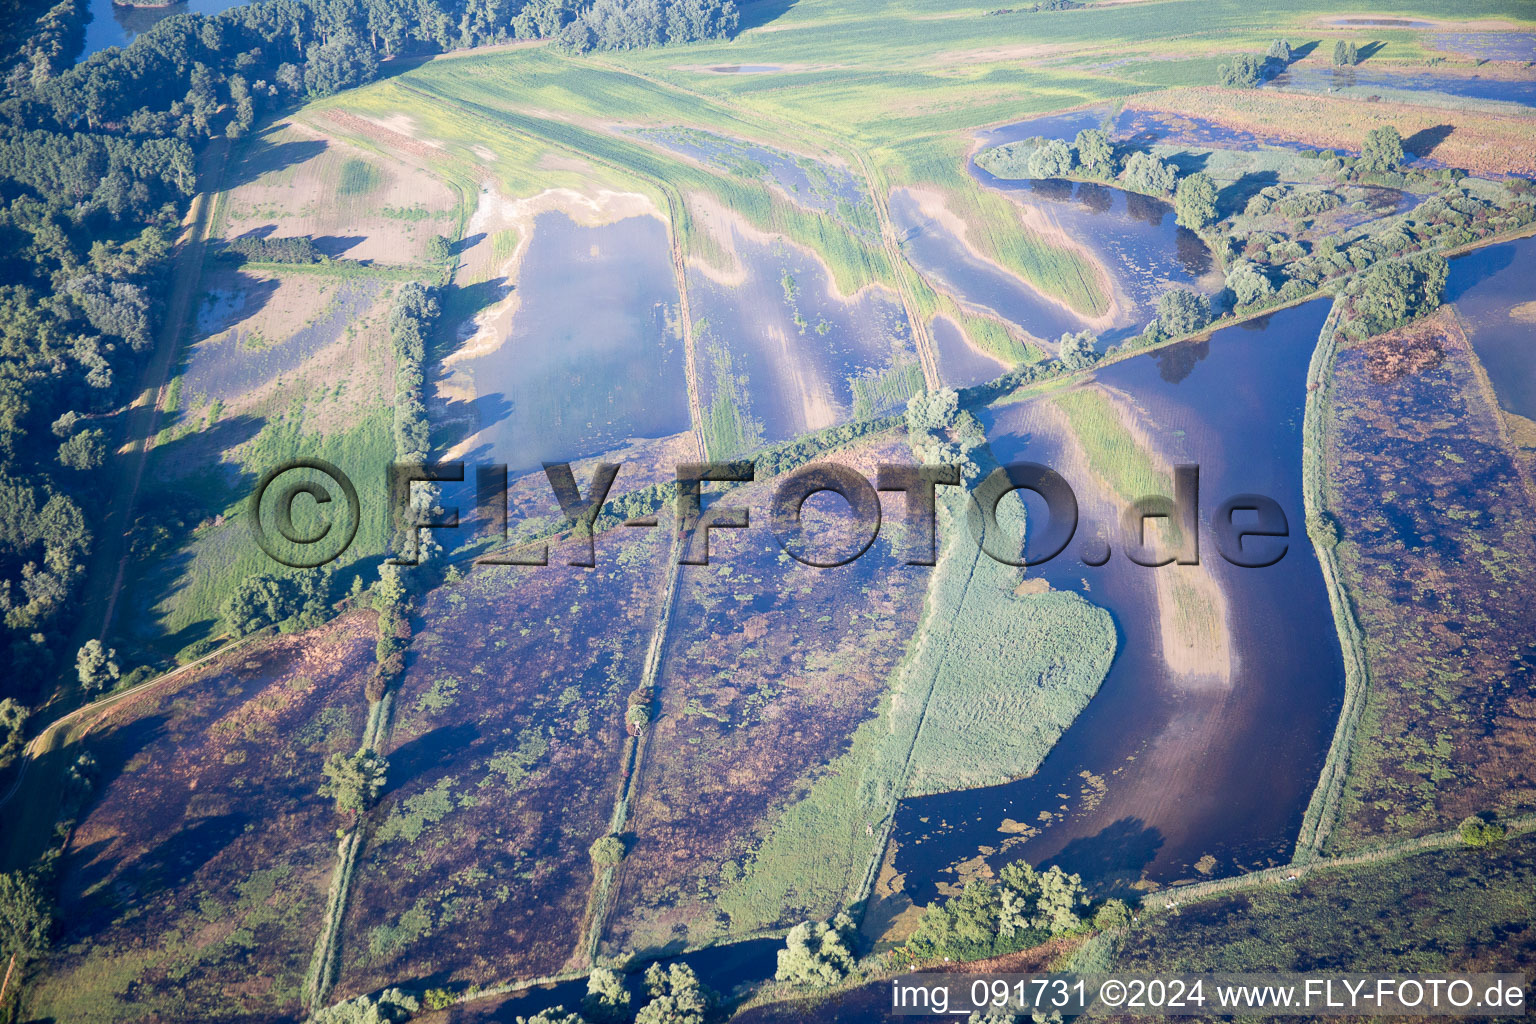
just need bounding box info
[1116,832,1536,974]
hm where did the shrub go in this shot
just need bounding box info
[1458,815,1507,848]
[590,835,626,867]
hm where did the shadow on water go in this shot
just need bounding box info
[1044,817,1165,889]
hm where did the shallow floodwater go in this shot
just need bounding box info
[890,299,1345,895]
[448,211,690,474]
[1445,235,1536,422]
[689,229,917,447]
[80,0,241,58]
[931,316,1009,388]
[182,278,381,403]
[1432,32,1536,62]
[1269,65,1536,108]
[893,165,1213,348]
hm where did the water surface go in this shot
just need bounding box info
[80,0,241,58]
[891,299,1344,895]
[1445,235,1536,422]
[447,212,691,474]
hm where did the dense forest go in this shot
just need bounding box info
[0,0,738,719]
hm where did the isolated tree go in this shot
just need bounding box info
[57,428,107,470]
[1121,151,1177,194]
[775,913,856,988]
[372,563,408,612]
[0,870,52,961]
[1360,125,1405,173]
[636,963,712,1024]
[426,234,453,261]
[1225,260,1274,307]
[583,967,631,1023]
[75,639,119,693]
[1156,288,1212,336]
[1174,171,1219,230]
[590,834,626,868]
[1267,38,1292,63]
[1333,39,1360,66]
[1073,128,1114,177]
[1057,330,1098,370]
[320,748,389,814]
[1094,898,1132,931]
[1027,139,1074,179]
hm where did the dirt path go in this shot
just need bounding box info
[853,150,941,390]
[68,137,232,663]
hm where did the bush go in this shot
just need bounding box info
[590,834,626,867]
[1458,815,1507,848]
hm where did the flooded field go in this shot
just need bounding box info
[1268,66,1536,109]
[34,618,378,1024]
[442,211,692,476]
[636,128,871,224]
[1324,306,1536,850]
[931,316,1008,388]
[690,231,918,452]
[888,300,1344,897]
[1445,235,1536,423]
[602,437,932,954]
[336,530,675,995]
[1431,32,1536,62]
[183,274,385,403]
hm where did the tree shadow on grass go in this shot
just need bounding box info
[1403,124,1454,160]
[1217,169,1278,218]
[736,0,799,34]
[222,128,328,192]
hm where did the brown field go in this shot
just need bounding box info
[1126,87,1536,176]
[28,616,379,1024]
[333,528,675,996]
[600,436,931,957]
[1325,311,1536,851]
[216,120,458,264]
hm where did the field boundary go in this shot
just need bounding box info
[1290,301,1371,863]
